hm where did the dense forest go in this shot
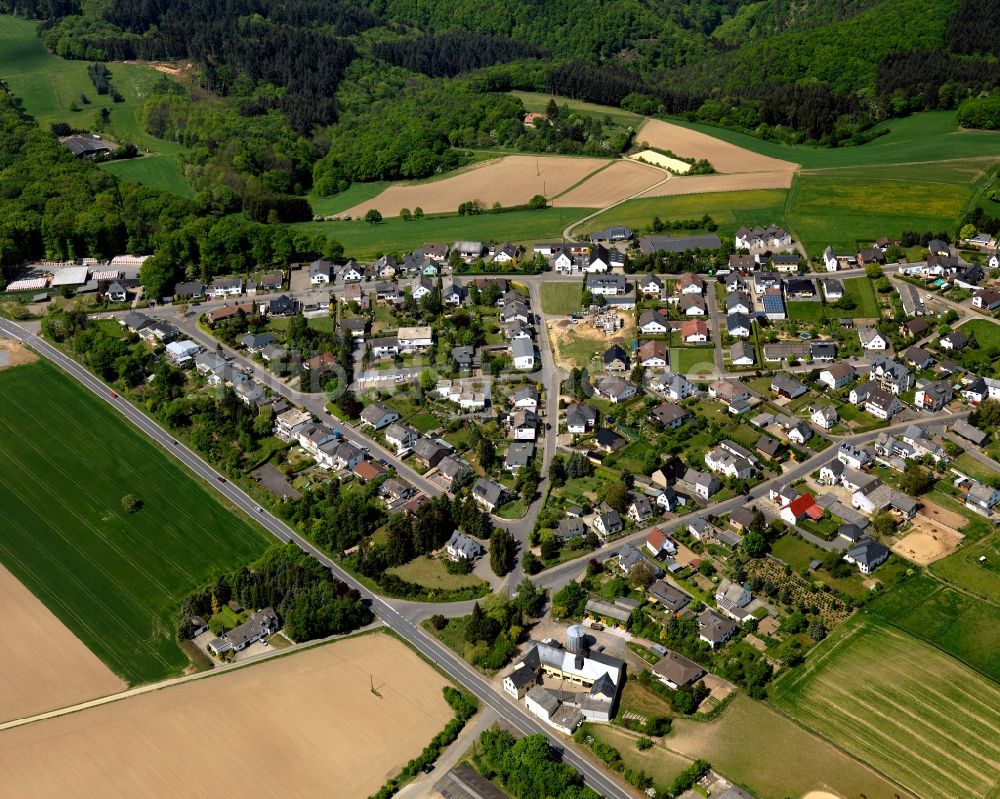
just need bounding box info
[2,0,999,208]
[0,90,343,293]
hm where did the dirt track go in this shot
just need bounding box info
[635,119,799,174]
[0,339,38,370]
[0,633,452,798]
[552,159,664,207]
[343,155,610,217]
[0,563,124,723]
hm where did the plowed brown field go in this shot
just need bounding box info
[552,159,664,207]
[344,155,609,217]
[635,119,799,174]
[0,633,452,798]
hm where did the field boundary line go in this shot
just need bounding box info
[0,622,385,733]
[549,159,617,200]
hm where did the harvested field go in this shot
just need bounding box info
[892,513,964,566]
[635,119,799,174]
[0,338,37,369]
[639,170,794,197]
[343,155,609,218]
[770,616,1000,799]
[0,563,124,723]
[0,633,453,798]
[553,159,664,207]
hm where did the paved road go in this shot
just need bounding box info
[0,317,636,799]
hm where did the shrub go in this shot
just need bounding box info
[121,493,142,513]
[636,736,653,750]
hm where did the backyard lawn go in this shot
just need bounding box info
[840,277,880,318]
[669,347,715,375]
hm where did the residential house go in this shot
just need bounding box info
[679,273,704,294]
[504,442,535,473]
[761,288,786,320]
[715,579,754,622]
[174,280,206,300]
[645,530,677,559]
[274,408,312,440]
[941,331,968,351]
[821,279,844,301]
[870,356,914,394]
[639,309,671,334]
[654,373,698,401]
[359,402,400,430]
[819,362,856,390]
[973,289,1000,312]
[681,319,709,343]
[679,294,707,316]
[811,341,837,362]
[756,434,784,460]
[849,381,876,406]
[384,422,418,454]
[726,292,752,315]
[207,608,279,655]
[511,385,539,411]
[837,441,873,469]
[452,345,477,371]
[953,419,988,446]
[859,326,888,351]
[865,387,902,420]
[369,336,400,360]
[771,373,807,399]
[772,253,801,272]
[512,337,536,371]
[705,447,754,480]
[627,494,654,524]
[843,539,890,574]
[811,405,838,430]
[965,480,1000,512]
[639,274,665,297]
[594,428,626,453]
[437,456,472,490]
[697,609,737,648]
[603,344,630,372]
[510,409,540,441]
[900,318,931,339]
[341,261,364,282]
[679,469,720,501]
[730,341,755,366]
[446,531,483,561]
[915,380,953,411]
[780,493,823,525]
[727,312,752,338]
[209,277,243,298]
[165,340,199,365]
[752,271,782,293]
[852,480,918,519]
[729,254,756,271]
[901,345,934,370]
[412,438,449,469]
[595,376,638,403]
[786,278,816,298]
[585,273,627,296]
[652,651,705,690]
[709,379,751,405]
[648,581,690,613]
[736,225,792,250]
[593,509,624,539]
[308,259,333,285]
[638,340,668,367]
[565,402,597,434]
[648,402,690,429]
[397,326,433,351]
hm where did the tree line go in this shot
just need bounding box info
[371,31,544,78]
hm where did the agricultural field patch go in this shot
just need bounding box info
[667,693,909,799]
[659,111,1000,169]
[0,634,454,798]
[0,562,125,723]
[511,91,644,129]
[635,119,799,174]
[863,573,1000,681]
[638,170,795,198]
[294,206,591,260]
[574,190,789,238]
[553,158,663,207]
[770,615,1000,799]
[0,360,270,684]
[786,172,973,254]
[341,155,609,218]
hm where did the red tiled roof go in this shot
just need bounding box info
[786,493,821,520]
[352,461,385,481]
[647,530,667,550]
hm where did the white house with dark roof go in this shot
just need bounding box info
[359,402,400,430]
[446,531,484,561]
